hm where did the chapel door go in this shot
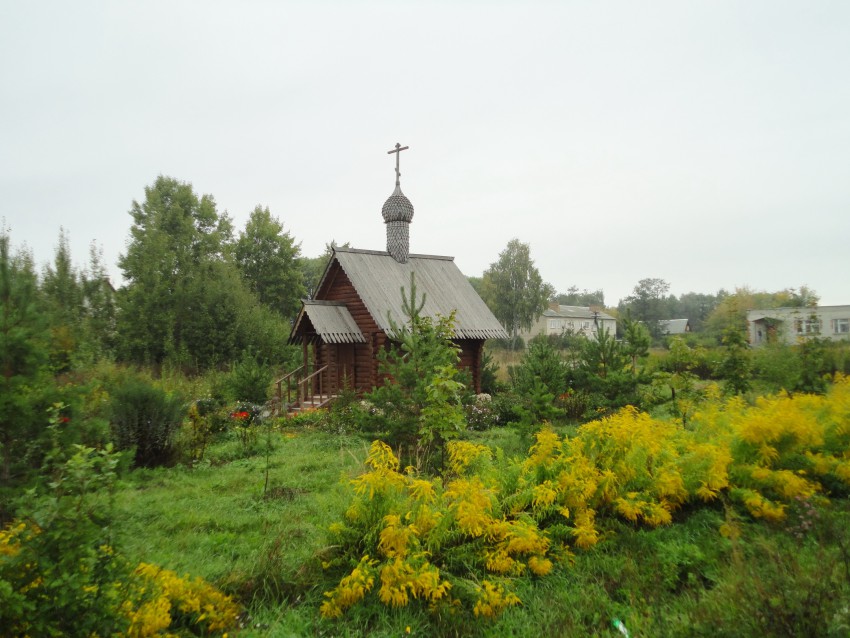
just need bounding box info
[336,344,356,392]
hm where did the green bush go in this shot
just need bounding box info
[508,336,567,397]
[225,350,273,404]
[109,376,185,467]
[0,440,130,637]
[753,343,803,392]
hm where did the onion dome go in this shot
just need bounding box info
[381,184,414,223]
[383,142,414,263]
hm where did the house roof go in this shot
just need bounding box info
[659,318,690,334]
[747,305,850,321]
[324,247,508,340]
[291,300,365,344]
[544,305,616,321]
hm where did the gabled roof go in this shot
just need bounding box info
[322,247,508,340]
[659,318,690,334]
[291,300,365,344]
[544,305,616,321]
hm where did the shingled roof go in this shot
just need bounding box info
[323,247,508,340]
[291,300,365,344]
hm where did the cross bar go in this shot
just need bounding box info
[387,142,409,185]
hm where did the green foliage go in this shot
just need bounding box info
[670,291,721,333]
[41,227,85,372]
[226,349,273,404]
[79,242,118,361]
[719,325,752,395]
[464,394,500,431]
[553,285,605,307]
[0,426,241,636]
[620,310,651,372]
[478,347,501,395]
[0,231,53,488]
[116,176,293,371]
[705,285,819,341]
[234,205,305,320]
[579,326,630,379]
[229,401,266,451]
[619,277,671,338]
[0,434,130,637]
[508,379,561,435]
[798,336,829,394]
[753,342,803,392]
[650,337,702,423]
[480,239,554,345]
[685,525,850,637]
[505,337,566,431]
[541,327,645,419]
[109,375,186,467]
[508,336,567,397]
[366,274,465,466]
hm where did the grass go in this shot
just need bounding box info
[103,420,850,637]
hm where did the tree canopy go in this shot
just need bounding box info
[234,205,304,319]
[480,239,554,344]
[116,176,291,370]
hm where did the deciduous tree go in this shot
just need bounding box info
[480,239,553,347]
[619,278,671,338]
[117,176,289,370]
[234,205,304,319]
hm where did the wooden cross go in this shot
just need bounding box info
[387,142,409,185]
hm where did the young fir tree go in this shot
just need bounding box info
[367,273,466,468]
[0,231,51,485]
[719,324,752,395]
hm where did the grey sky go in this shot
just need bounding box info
[2,1,848,306]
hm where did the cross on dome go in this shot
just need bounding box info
[387,142,409,186]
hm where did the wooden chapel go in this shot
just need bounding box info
[285,144,507,409]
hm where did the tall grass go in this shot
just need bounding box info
[99,407,850,636]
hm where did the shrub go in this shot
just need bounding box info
[229,401,265,450]
[465,394,500,430]
[0,422,241,637]
[109,376,185,468]
[320,378,850,623]
[0,441,127,637]
[225,350,273,404]
[508,337,567,398]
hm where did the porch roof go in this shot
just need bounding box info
[291,300,366,344]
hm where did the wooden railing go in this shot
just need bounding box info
[275,363,335,413]
[276,365,305,409]
[296,364,330,408]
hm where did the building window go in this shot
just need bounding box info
[582,321,590,330]
[833,318,850,334]
[795,317,822,335]
[549,319,558,331]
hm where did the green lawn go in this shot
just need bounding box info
[104,423,850,637]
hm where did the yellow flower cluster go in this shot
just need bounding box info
[352,440,406,498]
[378,555,451,608]
[446,440,492,476]
[126,563,241,636]
[322,377,850,620]
[0,521,28,557]
[320,555,377,618]
[472,580,521,617]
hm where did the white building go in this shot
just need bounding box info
[659,318,691,335]
[747,305,850,346]
[521,303,617,342]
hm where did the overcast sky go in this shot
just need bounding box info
[2,1,848,306]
